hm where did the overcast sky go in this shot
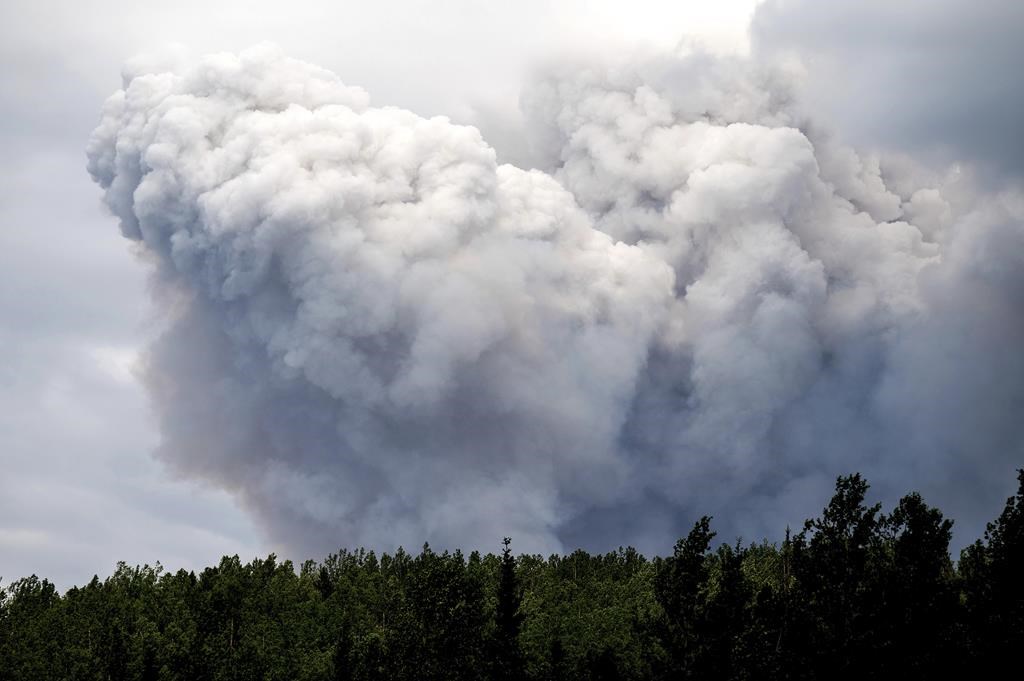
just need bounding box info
[3,0,1023,589]
[751,0,1024,183]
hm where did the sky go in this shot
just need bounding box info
[2,0,1023,589]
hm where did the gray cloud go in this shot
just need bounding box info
[86,45,1024,558]
[752,0,1024,181]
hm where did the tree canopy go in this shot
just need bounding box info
[2,472,1023,680]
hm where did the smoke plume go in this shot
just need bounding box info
[87,45,1024,556]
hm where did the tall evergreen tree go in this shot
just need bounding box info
[493,537,526,681]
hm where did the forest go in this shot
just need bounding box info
[2,471,1022,681]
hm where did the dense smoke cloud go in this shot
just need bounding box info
[87,44,1024,556]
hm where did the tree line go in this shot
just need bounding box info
[2,471,1023,680]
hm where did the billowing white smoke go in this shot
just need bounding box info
[88,45,1024,555]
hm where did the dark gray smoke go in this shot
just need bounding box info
[87,44,1024,557]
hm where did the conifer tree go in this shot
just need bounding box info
[494,537,526,681]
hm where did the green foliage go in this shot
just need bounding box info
[1,471,1022,680]
[517,547,657,680]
